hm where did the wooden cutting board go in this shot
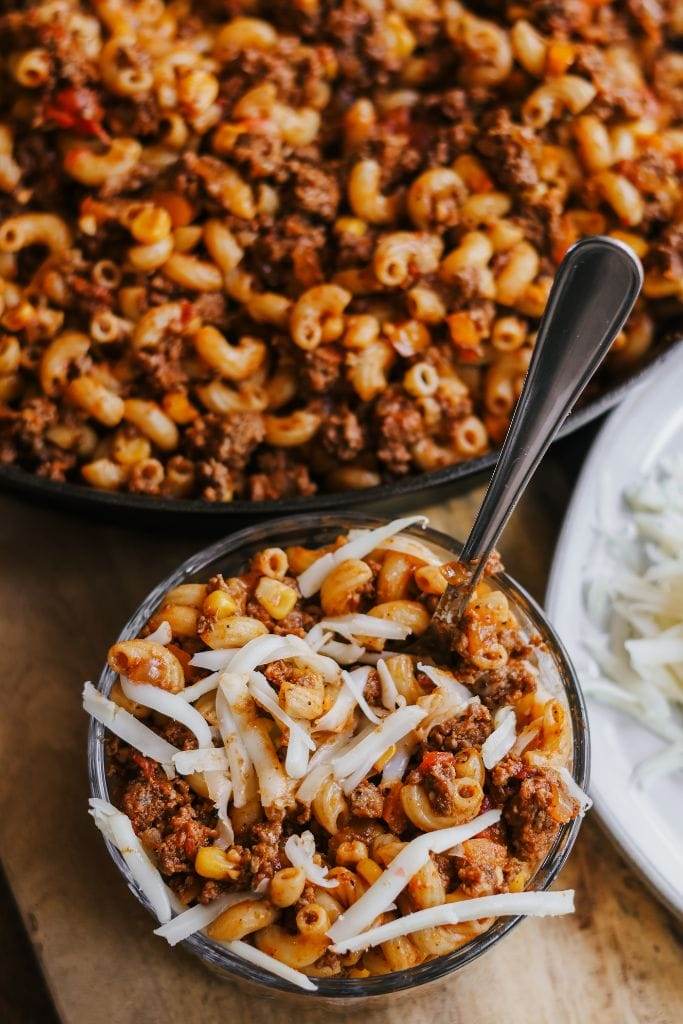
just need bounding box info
[0,455,681,1024]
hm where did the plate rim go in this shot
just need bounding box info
[1,341,679,516]
[545,342,683,921]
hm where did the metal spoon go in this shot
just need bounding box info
[431,235,643,646]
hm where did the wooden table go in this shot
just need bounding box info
[1,438,681,1024]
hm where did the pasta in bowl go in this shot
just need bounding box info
[86,514,589,1001]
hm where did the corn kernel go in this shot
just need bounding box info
[545,40,574,77]
[202,589,238,619]
[162,390,199,424]
[255,576,298,620]
[130,206,172,244]
[356,858,383,885]
[373,744,396,772]
[195,846,241,880]
[447,311,481,349]
[151,191,196,227]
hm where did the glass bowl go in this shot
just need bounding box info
[88,513,590,1008]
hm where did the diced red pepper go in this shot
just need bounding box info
[43,87,109,142]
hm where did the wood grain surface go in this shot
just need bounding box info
[0,450,681,1024]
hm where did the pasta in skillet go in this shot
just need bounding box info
[0,0,681,502]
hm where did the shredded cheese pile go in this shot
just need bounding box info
[583,454,683,785]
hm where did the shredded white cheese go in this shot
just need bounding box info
[319,639,366,665]
[248,672,316,751]
[83,682,179,770]
[189,649,236,671]
[219,673,294,812]
[333,704,427,794]
[284,831,336,888]
[297,516,428,598]
[320,614,410,642]
[215,684,254,808]
[180,672,221,703]
[89,798,172,924]
[295,764,333,805]
[584,454,683,784]
[154,892,254,946]
[314,683,358,733]
[377,659,405,711]
[341,666,381,725]
[120,678,213,748]
[285,721,312,780]
[145,620,173,645]
[172,748,229,774]
[222,939,317,991]
[481,706,517,769]
[557,766,592,815]
[330,889,575,953]
[326,809,502,943]
[381,735,415,784]
[417,662,472,703]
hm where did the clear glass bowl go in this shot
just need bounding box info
[88,513,590,1008]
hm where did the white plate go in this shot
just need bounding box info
[546,345,683,921]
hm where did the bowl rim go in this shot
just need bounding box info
[6,340,681,517]
[88,512,590,1000]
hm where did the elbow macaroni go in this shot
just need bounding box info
[0,0,677,501]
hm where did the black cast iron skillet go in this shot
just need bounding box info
[0,337,680,531]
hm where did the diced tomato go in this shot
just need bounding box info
[43,87,108,141]
[418,750,457,775]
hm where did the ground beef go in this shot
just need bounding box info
[292,161,341,221]
[424,703,493,754]
[230,132,286,178]
[134,337,188,395]
[335,222,376,266]
[247,600,308,637]
[476,109,539,193]
[192,292,229,326]
[185,412,265,469]
[454,836,508,897]
[196,459,240,502]
[653,53,683,118]
[264,659,319,691]
[249,820,284,884]
[35,451,77,481]
[574,45,651,119]
[320,406,366,461]
[626,0,666,38]
[419,755,463,817]
[489,756,579,863]
[362,668,382,705]
[156,806,216,875]
[122,776,181,834]
[301,345,344,394]
[527,0,592,35]
[373,386,425,475]
[251,215,327,291]
[349,780,384,818]
[503,770,566,863]
[470,656,538,711]
[647,223,683,282]
[382,781,409,834]
[248,450,317,500]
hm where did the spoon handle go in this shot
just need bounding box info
[445,235,642,599]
